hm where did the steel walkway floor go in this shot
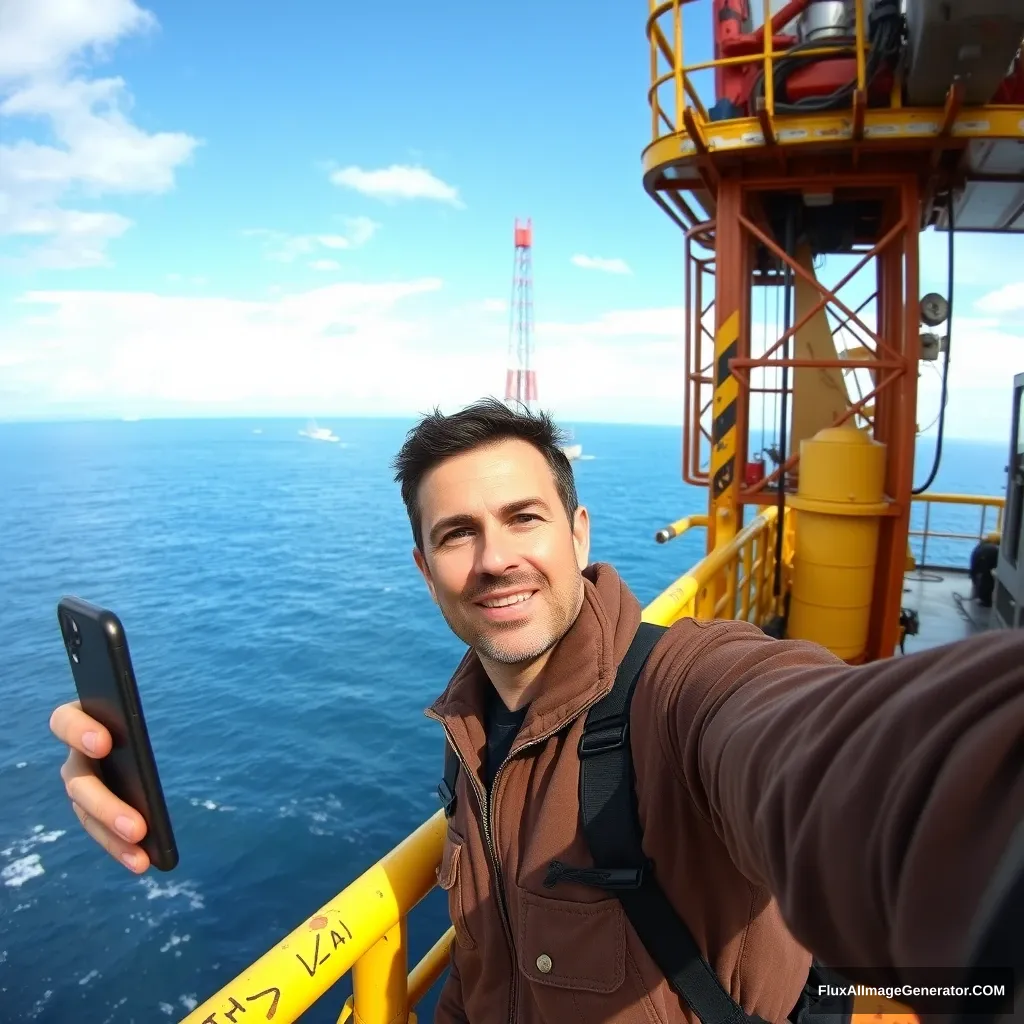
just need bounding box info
[898,567,997,655]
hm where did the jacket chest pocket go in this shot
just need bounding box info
[515,886,662,1024]
[435,824,477,951]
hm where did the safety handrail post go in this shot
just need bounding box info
[673,0,684,132]
[854,0,867,93]
[351,920,410,1024]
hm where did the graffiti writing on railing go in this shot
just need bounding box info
[194,986,281,1022]
[295,918,354,976]
[193,915,354,1021]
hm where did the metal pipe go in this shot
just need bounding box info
[774,206,796,602]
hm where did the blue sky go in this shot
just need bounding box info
[1,0,1022,441]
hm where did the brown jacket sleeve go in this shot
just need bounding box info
[433,942,469,1024]
[659,618,1024,986]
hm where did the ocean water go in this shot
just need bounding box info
[0,418,1009,1023]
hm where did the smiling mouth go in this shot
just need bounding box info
[477,590,538,609]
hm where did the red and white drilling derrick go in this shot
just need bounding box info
[504,218,538,414]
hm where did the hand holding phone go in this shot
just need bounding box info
[54,597,178,872]
[51,701,152,872]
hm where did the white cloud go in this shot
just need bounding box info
[539,306,683,342]
[2,279,447,415]
[0,282,690,421]
[0,0,198,269]
[329,164,463,207]
[0,291,802,425]
[0,277,1014,442]
[244,217,378,263]
[0,0,154,80]
[975,282,1024,315]
[309,259,340,272]
[571,254,632,275]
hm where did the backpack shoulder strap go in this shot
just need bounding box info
[572,620,767,1024]
[438,737,459,818]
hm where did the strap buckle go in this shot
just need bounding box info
[437,779,456,817]
[578,718,628,757]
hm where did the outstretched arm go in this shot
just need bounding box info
[656,619,1024,987]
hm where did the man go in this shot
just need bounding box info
[51,398,1024,1024]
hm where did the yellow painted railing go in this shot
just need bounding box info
[178,811,452,1024]
[645,0,872,144]
[654,512,708,544]
[909,492,1005,571]
[645,504,794,628]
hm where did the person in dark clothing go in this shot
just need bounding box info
[970,539,999,607]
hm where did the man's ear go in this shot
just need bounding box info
[413,545,438,604]
[572,505,590,571]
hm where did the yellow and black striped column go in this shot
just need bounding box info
[709,308,740,546]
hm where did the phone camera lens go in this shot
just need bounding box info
[64,615,82,663]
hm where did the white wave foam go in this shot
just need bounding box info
[139,876,205,911]
[3,854,43,887]
[160,932,191,955]
[99,993,128,1023]
[2,824,66,859]
[1,826,67,889]
[27,989,52,1020]
[189,796,235,812]
[277,794,344,835]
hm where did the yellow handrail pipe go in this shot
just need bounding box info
[178,810,447,1024]
[912,493,1004,509]
[406,926,456,1008]
[336,926,457,1024]
[644,507,780,624]
[655,513,708,543]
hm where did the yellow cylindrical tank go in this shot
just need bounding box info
[786,423,890,662]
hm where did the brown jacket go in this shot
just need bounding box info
[424,562,1024,1024]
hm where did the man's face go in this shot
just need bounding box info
[412,439,590,667]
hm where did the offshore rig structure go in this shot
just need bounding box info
[181,1,1024,1021]
[504,217,584,461]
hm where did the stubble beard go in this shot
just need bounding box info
[442,576,584,666]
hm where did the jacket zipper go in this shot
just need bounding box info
[429,685,614,1024]
[431,717,518,1024]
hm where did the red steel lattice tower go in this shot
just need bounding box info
[505,218,538,411]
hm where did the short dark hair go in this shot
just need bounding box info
[391,396,579,551]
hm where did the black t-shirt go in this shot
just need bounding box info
[483,684,529,792]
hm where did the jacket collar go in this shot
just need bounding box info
[424,562,642,784]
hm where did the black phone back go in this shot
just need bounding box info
[57,596,178,871]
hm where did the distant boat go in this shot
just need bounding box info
[299,420,340,443]
[560,428,583,461]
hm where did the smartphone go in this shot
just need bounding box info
[57,596,179,872]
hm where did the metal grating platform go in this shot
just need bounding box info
[898,568,997,655]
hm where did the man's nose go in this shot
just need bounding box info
[476,525,518,577]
